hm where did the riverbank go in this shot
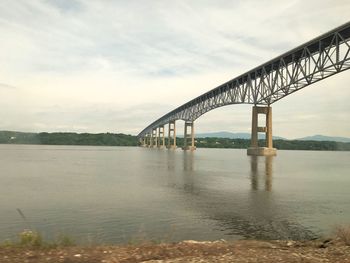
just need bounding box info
[1,238,350,263]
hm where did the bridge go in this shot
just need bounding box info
[138,22,350,156]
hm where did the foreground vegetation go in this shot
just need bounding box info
[1,130,350,151]
[2,230,74,249]
[1,226,350,262]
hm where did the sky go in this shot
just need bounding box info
[0,0,349,139]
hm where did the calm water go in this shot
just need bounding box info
[0,145,349,244]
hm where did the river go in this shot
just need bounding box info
[0,145,349,244]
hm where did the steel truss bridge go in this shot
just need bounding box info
[138,22,350,155]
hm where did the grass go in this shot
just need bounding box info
[19,230,43,247]
[1,229,75,249]
[0,208,76,249]
[2,224,350,249]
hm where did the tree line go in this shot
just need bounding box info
[1,131,349,151]
[0,131,138,146]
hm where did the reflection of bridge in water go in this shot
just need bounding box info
[138,22,350,156]
[250,156,273,192]
[165,151,316,240]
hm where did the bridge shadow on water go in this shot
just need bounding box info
[164,150,317,241]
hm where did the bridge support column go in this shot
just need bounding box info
[147,134,152,147]
[167,120,177,149]
[158,125,165,148]
[144,135,148,147]
[141,137,146,147]
[156,127,160,147]
[151,128,157,148]
[247,106,276,156]
[155,128,159,148]
[148,130,154,148]
[182,121,196,151]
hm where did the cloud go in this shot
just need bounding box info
[45,0,83,13]
[0,102,172,134]
[0,83,17,89]
[0,0,349,137]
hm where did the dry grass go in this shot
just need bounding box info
[334,225,350,245]
[1,239,350,263]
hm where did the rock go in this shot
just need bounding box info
[182,240,208,244]
[25,252,37,259]
[319,238,333,248]
[287,241,294,247]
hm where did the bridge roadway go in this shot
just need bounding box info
[138,22,350,156]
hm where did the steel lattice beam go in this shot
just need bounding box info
[138,22,350,137]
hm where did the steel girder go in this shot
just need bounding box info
[138,22,350,138]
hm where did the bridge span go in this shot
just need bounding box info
[138,22,350,156]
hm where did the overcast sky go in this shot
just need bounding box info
[0,0,349,138]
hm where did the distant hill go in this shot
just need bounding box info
[195,131,285,140]
[297,135,350,143]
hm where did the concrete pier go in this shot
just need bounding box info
[247,106,276,156]
[151,128,158,148]
[148,133,153,147]
[158,125,165,148]
[141,137,147,147]
[145,134,150,147]
[167,120,177,149]
[183,121,196,151]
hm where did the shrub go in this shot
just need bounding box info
[19,230,43,247]
[57,235,75,247]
